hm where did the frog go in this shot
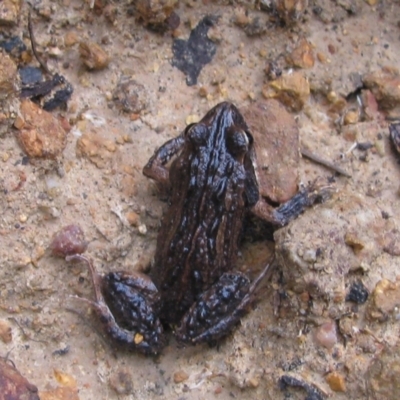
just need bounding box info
[70,102,330,355]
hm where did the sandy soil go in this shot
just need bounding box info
[1,1,400,399]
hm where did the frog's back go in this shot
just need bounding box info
[149,102,258,324]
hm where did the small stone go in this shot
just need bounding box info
[361,90,379,120]
[234,8,250,27]
[49,225,88,257]
[273,0,308,25]
[314,320,337,349]
[344,110,359,125]
[134,333,143,344]
[0,0,22,25]
[198,86,208,97]
[0,319,12,343]
[112,77,149,114]
[79,41,110,70]
[173,370,189,383]
[134,0,179,31]
[138,224,147,235]
[363,68,400,111]
[125,211,140,226]
[369,279,400,319]
[317,52,327,63]
[289,38,315,69]
[248,377,259,388]
[19,214,27,223]
[346,281,369,304]
[262,71,310,111]
[344,231,365,253]
[48,47,62,58]
[64,31,79,47]
[15,100,70,158]
[0,52,18,100]
[326,372,346,392]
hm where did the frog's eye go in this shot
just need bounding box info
[186,124,208,146]
[226,129,250,156]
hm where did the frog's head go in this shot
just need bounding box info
[182,102,259,207]
[184,102,254,163]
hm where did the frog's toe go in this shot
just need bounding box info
[175,272,251,344]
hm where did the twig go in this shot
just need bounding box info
[301,147,351,178]
[28,11,52,76]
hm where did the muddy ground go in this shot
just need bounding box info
[1,0,400,399]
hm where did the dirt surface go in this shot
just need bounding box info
[1,1,400,399]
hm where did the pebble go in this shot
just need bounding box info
[173,370,189,384]
[49,225,88,257]
[138,224,147,235]
[262,71,310,111]
[112,78,149,114]
[125,211,140,227]
[0,0,22,25]
[79,41,110,70]
[289,38,315,69]
[0,52,18,99]
[64,31,79,47]
[0,319,12,343]
[363,68,400,111]
[344,110,359,125]
[15,100,70,158]
[314,320,337,349]
[369,279,400,320]
[134,0,179,30]
[346,281,369,304]
[325,372,346,392]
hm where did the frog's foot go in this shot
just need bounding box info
[175,259,273,344]
[252,180,335,227]
[67,255,164,355]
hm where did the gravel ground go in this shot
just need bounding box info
[0,1,400,399]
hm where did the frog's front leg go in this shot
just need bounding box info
[175,258,273,344]
[67,255,164,355]
[143,132,185,185]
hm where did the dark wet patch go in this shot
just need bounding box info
[171,15,218,86]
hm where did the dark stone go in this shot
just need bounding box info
[346,281,369,304]
[19,66,43,86]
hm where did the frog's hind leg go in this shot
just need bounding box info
[175,258,274,345]
[66,255,164,355]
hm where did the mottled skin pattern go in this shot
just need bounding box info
[147,103,259,325]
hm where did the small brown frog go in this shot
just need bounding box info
[72,102,329,354]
